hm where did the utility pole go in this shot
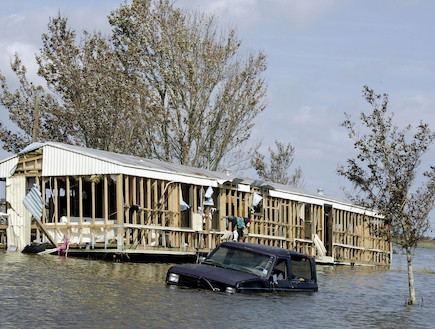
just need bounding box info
[32,95,40,142]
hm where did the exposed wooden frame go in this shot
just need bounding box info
[13,159,390,265]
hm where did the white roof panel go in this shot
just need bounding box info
[0,142,370,213]
[0,156,18,178]
[41,142,228,187]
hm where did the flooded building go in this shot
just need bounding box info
[0,142,390,265]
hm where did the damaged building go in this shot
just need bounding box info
[0,142,390,265]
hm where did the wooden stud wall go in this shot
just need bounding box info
[6,147,390,264]
[15,151,43,176]
[331,208,390,265]
[17,164,390,265]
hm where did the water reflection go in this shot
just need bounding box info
[1,248,434,329]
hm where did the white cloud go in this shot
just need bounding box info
[392,93,435,129]
[258,0,349,27]
[0,1,122,86]
[1,42,42,85]
[179,0,349,30]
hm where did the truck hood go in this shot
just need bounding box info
[169,263,260,286]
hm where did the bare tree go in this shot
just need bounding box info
[251,140,305,187]
[338,86,435,305]
[109,0,267,170]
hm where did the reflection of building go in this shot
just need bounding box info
[0,142,390,265]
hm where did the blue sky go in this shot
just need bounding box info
[1,0,435,233]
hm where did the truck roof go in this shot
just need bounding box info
[219,241,313,259]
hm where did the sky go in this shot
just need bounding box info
[1,0,435,233]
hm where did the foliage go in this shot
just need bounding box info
[0,55,68,153]
[251,140,304,187]
[0,15,152,155]
[0,0,267,171]
[109,0,267,170]
[338,86,435,248]
[338,85,435,304]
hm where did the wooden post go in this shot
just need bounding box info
[41,177,46,224]
[192,186,197,215]
[139,177,144,248]
[79,177,83,226]
[66,176,71,241]
[219,186,226,232]
[147,179,151,225]
[104,176,108,225]
[33,216,56,247]
[161,180,165,226]
[140,177,144,226]
[124,175,130,245]
[91,181,95,225]
[66,177,70,223]
[54,178,58,226]
[132,176,137,243]
[146,178,152,245]
[247,192,252,237]
[116,174,124,250]
[170,184,179,226]
[154,180,158,225]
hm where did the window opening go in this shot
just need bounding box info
[26,176,36,194]
[291,255,313,282]
[272,258,288,280]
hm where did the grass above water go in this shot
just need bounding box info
[416,268,435,274]
[417,240,435,249]
[392,240,435,249]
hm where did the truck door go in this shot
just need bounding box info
[270,258,291,291]
[290,255,316,290]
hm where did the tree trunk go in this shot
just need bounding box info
[405,245,417,305]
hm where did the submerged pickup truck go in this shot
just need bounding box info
[166,242,318,293]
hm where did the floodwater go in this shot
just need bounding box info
[0,248,434,329]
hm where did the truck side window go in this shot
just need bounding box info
[291,256,313,282]
[272,259,288,280]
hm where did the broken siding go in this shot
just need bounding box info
[0,156,18,178]
[6,175,31,250]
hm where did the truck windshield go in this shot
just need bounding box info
[205,246,274,278]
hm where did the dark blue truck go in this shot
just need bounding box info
[166,242,318,293]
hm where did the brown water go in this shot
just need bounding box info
[0,248,434,329]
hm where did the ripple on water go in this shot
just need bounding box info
[1,249,434,329]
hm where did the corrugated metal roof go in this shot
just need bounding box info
[0,156,18,178]
[18,142,44,155]
[41,142,229,187]
[0,141,375,216]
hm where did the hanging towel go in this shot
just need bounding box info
[252,192,263,207]
[179,185,191,211]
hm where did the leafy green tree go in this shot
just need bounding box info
[251,140,305,187]
[338,86,435,305]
